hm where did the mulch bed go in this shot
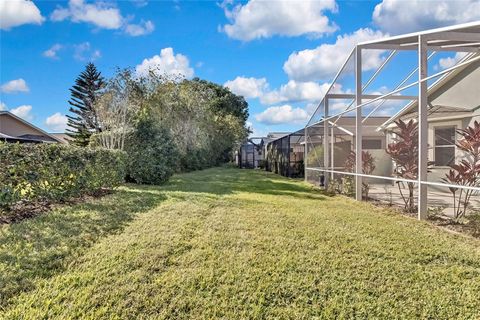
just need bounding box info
[0,189,113,225]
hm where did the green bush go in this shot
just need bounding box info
[125,119,178,185]
[0,142,126,210]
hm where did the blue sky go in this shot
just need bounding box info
[1,0,479,135]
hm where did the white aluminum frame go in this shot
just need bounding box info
[304,22,480,220]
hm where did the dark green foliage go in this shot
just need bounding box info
[143,77,249,173]
[66,63,105,146]
[125,118,178,185]
[0,142,126,211]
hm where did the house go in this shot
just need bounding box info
[237,132,292,169]
[301,22,480,219]
[380,54,480,188]
[0,111,65,144]
[237,137,265,169]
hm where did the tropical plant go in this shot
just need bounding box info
[442,121,480,221]
[345,150,376,199]
[66,63,105,146]
[386,119,419,213]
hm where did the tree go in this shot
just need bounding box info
[125,118,178,185]
[66,63,105,146]
[92,69,141,150]
[140,74,249,171]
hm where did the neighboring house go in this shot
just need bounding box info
[237,137,265,169]
[0,111,65,144]
[306,116,391,174]
[380,55,480,187]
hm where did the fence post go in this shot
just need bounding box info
[418,35,428,219]
[355,46,363,201]
[324,98,329,188]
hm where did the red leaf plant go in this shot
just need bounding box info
[386,119,419,213]
[442,121,480,221]
[345,150,376,199]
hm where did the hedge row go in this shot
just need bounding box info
[0,142,126,210]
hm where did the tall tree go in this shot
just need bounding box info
[66,62,105,146]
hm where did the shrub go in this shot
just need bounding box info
[0,142,126,210]
[125,118,178,185]
[442,120,480,221]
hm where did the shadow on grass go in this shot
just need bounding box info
[0,167,323,308]
[0,187,165,308]
[164,167,327,201]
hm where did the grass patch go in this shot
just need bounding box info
[1,167,479,318]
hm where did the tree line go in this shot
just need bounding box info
[66,63,249,184]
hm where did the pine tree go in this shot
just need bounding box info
[66,63,105,146]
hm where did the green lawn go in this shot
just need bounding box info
[1,167,479,319]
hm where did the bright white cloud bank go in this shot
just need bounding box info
[0,101,6,111]
[51,0,123,29]
[283,28,387,82]
[261,80,330,105]
[46,112,69,131]
[221,0,337,41]
[0,0,44,30]
[51,0,154,36]
[373,0,480,34]
[223,76,331,105]
[10,105,33,121]
[224,77,268,98]
[136,48,194,78]
[255,105,309,125]
[1,78,29,93]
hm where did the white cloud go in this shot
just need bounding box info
[0,101,6,111]
[255,104,309,125]
[373,0,480,34]
[437,52,468,70]
[10,105,33,121]
[224,76,268,99]
[124,20,155,36]
[43,44,63,59]
[1,78,29,93]
[51,0,123,29]
[51,0,155,37]
[45,112,68,132]
[261,80,331,105]
[221,0,337,41]
[0,0,44,30]
[136,47,194,78]
[73,42,101,61]
[283,28,387,82]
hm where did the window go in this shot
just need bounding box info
[434,126,456,166]
[362,139,382,149]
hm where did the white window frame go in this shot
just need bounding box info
[433,125,456,168]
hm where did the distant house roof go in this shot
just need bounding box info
[0,111,64,143]
[50,133,70,144]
